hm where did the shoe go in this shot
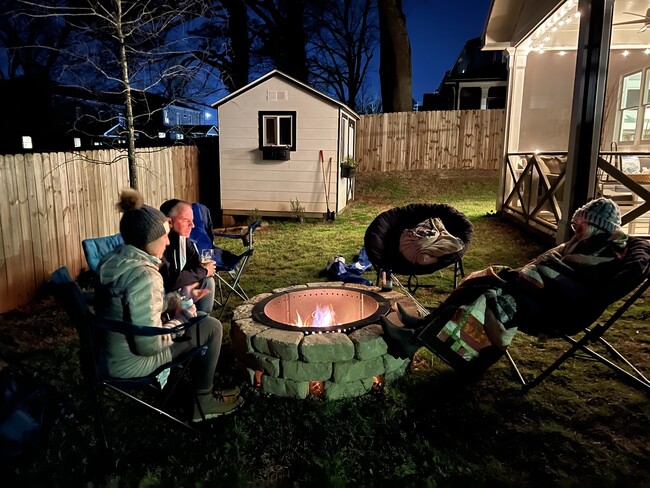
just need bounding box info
[193,392,244,422]
[380,316,422,359]
[397,302,437,329]
[215,386,241,399]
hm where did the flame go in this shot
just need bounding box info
[294,303,338,327]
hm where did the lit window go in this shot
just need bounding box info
[617,69,650,144]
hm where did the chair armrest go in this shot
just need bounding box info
[214,221,261,248]
[91,313,207,337]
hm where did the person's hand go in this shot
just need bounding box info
[201,260,216,277]
[189,288,211,302]
[164,292,183,317]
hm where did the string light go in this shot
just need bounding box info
[527,0,580,53]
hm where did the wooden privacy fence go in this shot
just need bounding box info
[356,109,506,172]
[0,145,199,313]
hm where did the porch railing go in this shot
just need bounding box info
[501,151,650,238]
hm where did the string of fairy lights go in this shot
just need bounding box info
[525,0,580,53]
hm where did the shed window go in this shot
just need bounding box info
[258,111,296,150]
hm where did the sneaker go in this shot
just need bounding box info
[215,386,241,399]
[193,393,244,422]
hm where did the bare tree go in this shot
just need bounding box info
[0,0,71,80]
[18,0,211,189]
[248,0,309,82]
[377,0,412,112]
[308,0,377,112]
[191,0,252,94]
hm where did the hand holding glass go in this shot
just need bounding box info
[200,249,214,264]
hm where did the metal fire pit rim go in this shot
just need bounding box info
[251,286,391,334]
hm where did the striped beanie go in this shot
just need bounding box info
[572,197,621,233]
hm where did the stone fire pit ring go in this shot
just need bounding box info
[230,283,413,400]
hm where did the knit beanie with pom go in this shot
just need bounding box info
[117,189,168,250]
[572,197,621,233]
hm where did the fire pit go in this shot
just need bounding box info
[230,283,414,400]
[252,287,391,333]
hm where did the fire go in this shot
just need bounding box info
[294,303,338,327]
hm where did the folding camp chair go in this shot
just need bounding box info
[190,202,261,316]
[49,266,209,451]
[81,233,124,274]
[509,235,650,392]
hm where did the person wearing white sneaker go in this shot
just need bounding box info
[96,189,243,422]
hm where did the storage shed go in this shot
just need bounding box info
[211,70,359,220]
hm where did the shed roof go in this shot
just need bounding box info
[211,69,359,119]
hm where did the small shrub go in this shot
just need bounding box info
[290,198,305,222]
[248,207,262,224]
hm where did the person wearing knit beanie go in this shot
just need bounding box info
[117,188,170,258]
[95,188,244,420]
[571,197,622,234]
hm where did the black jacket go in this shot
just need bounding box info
[159,231,207,292]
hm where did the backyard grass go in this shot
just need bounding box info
[1,169,649,487]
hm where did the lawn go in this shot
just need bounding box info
[2,169,649,487]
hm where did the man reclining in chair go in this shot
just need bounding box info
[382,197,647,375]
[159,199,215,314]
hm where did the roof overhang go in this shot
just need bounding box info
[482,0,565,50]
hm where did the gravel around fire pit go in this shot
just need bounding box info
[230,282,417,400]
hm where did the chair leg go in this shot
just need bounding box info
[505,350,526,385]
[522,333,650,393]
[103,383,202,435]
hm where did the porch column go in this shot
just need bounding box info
[558,0,614,243]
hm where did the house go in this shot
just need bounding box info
[422,37,508,111]
[211,70,359,220]
[0,78,213,153]
[482,0,650,242]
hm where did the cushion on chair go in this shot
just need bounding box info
[364,203,473,276]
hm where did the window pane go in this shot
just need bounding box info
[645,72,650,105]
[279,117,292,145]
[642,106,650,141]
[265,117,277,145]
[619,108,638,141]
[621,72,641,109]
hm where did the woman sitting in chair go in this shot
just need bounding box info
[96,189,243,421]
[382,197,638,374]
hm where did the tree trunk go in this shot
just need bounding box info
[116,0,138,189]
[377,0,412,113]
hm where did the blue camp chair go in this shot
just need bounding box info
[49,266,208,452]
[190,203,261,315]
[82,233,124,274]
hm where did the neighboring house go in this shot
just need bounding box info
[422,37,508,111]
[211,69,359,220]
[167,124,218,141]
[483,0,650,242]
[0,77,213,153]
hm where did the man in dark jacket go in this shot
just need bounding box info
[159,199,215,314]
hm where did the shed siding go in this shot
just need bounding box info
[218,77,343,217]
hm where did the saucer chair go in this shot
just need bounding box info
[364,203,474,301]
